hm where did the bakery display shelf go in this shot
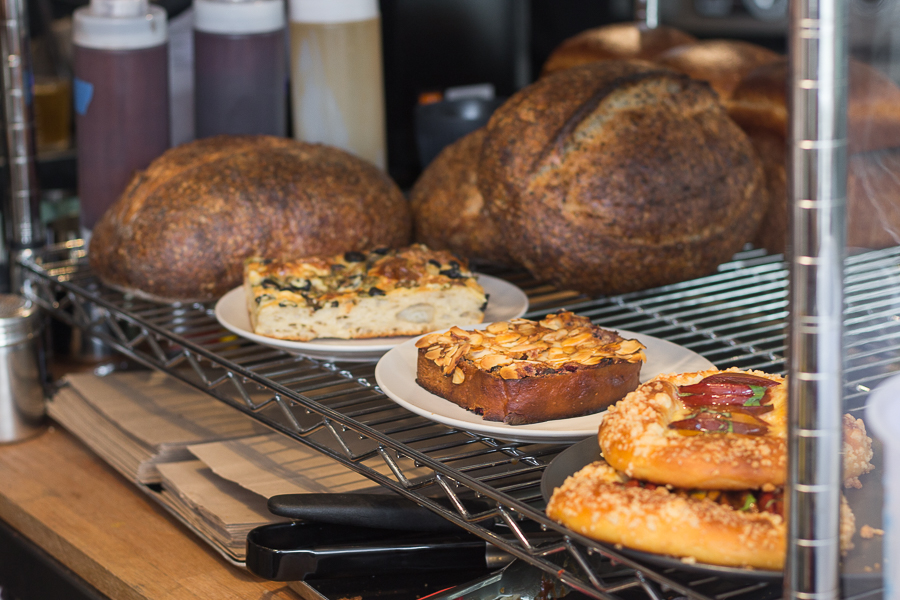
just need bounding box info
[21,242,900,600]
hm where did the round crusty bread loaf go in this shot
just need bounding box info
[655,39,781,101]
[727,58,900,252]
[409,129,513,266]
[478,60,766,296]
[541,22,696,77]
[728,57,900,154]
[89,135,412,303]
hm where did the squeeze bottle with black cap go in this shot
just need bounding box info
[73,0,169,230]
[194,0,286,138]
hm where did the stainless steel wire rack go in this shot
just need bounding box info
[21,242,900,600]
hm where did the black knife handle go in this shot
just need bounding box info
[267,493,495,532]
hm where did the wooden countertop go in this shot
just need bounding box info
[0,424,302,600]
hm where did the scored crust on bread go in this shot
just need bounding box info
[599,368,875,490]
[479,60,766,296]
[245,245,486,341]
[414,312,645,425]
[545,459,856,570]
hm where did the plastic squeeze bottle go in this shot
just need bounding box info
[288,0,386,169]
[194,0,286,138]
[73,0,170,230]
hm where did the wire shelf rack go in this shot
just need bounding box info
[21,242,900,600]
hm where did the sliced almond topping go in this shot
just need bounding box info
[467,332,484,346]
[568,350,594,363]
[542,329,569,342]
[415,333,441,348]
[480,354,514,370]
[494,332,522,345]
[507,341,548,354]
[498,365,520,380]
[443,342,470,375]
[546,347,567,359]
[449,326,470,338]
[617,339,646,355]
[424,347,442,360]
[561,331,595,347]
[451,367,465,384]
[581,355,606,365]
[486,322,509,334]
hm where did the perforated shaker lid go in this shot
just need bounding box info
[289,0,378,23]
[194,0,285,34]
[73,0,167,50]
[0,295,39,346]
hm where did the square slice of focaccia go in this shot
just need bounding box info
[244,245,487,341]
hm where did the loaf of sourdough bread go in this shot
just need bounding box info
[89,135,411,303]
[479,60,766,296]
[541,22,696,76]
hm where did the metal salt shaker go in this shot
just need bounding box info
[0,295,45,443]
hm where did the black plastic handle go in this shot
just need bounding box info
[246,521,495,581]
[267,493,495,532]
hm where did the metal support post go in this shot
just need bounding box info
[785,0,848,597]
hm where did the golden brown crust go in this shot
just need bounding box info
[545,460,856,570]
[728,58,900,154]
[417,352,641,425]
[409,129,513,266]
[655,39,781,101]
[89,135,412,303]
[846,149,900,249]
[599,368,787,490]
[599,368,875,491]
[546,460,786,570]
[414,312,644,425]
[737,136,900,254]
[479,60,767,296]
[541,23,697,76]
[744,128,788,254]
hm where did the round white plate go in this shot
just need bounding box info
[214,274,529,362]
[374,327,715,443]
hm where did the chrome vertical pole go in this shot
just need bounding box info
[0,0,43,289]
[633,0,659,28]
[785,0,847,597]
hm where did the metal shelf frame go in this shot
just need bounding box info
[21,242,900,600]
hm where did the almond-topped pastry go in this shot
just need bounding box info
[245,245,487,341]
[414,312,645,425]
[598,368,874,490]
[545,459,857,571]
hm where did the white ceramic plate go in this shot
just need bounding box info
[374,327,715,443]
[214,274,529,362]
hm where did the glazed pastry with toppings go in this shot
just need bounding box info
[545,459,856,571]
[245,245,487,341]
[598,368,874,490]
[414,312,645,425]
